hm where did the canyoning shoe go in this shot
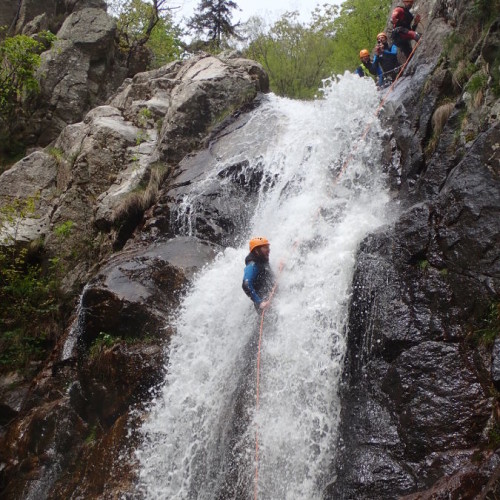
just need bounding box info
[415,33,421,41]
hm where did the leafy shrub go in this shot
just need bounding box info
[0,196,62,372]
[0,31,56,161]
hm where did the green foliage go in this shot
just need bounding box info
[188,0,240,49]
[112,0,182,70]
[471,0,500,25]
[243,0,391,99]
[327,0,391,76]
[146,15,183,68]
[138,107,152,127]
[473,303,500,347]
[488,422,500,449]
[0,328,49,370]
[244,8,337,99]
[89,331,117,359]
[417,259,429,271]
[136,129,148,145]
[85,425,98,444]
[0,31,56,159]
[48,147,64,162]
[466,71,488,95]
[54,220,74,239]
[0,196,61,372]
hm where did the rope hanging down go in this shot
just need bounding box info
[333,38,422,186]
[253,259,284,500]
[252,38,421,500]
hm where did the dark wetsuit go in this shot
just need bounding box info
[355,60,382,81]
[373,43,399,85]
[242,252,274,312]
[391,5,420,58]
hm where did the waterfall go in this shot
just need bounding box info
[135,74,392,499]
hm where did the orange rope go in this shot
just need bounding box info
[333,38,422,186]
[253,260,284,500]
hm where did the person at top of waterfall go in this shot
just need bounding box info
[372,33,399,86]
[355,49,382,82]
[391,0,422,59]
[242,237,275,312]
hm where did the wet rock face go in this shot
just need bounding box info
[76,237,217,350]
[0,50,268,498]
[330,0,500,495]
[329,124,500,499]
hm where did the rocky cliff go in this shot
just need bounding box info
[0,47,269,497]
[327,0,500,498]
[0,0,499,498]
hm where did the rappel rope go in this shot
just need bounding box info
[252,38,421,499]
[333,38,422,186]
[253,258,284,500]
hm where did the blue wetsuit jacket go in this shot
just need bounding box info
[373,44,399,86]
[242,253,274,310]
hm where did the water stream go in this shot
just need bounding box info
[136,74,392,499]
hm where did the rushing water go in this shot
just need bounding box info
[136,74,391,499]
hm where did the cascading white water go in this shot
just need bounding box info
[136,74,392,499]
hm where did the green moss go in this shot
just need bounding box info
[89,332,117,359]
[473,303,500,347]
[417,259,429,271]
[136,129,148,145]
[488,423,500,449]
[48,147,64,162]
[466,72,488,95]
[85,425,98,444]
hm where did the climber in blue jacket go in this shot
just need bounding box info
[373,33,400,87]
[242,237,275,312]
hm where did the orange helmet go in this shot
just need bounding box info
[377,32,388,42]
[249,237,270,252]
[359,49,370,58]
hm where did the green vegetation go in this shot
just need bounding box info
[466,71,488,96]
[488,422,500,449]
[188,0,240,51]
[109,0,182,70]
[0,30,56,163]
[417,259,429,271]
[473,303,500,347]
[89,332,117,359]
[138,107,153,127]
[0,196,61,372]
[243,0,391,99]
[136,129,149,145]
[85,425,98,444]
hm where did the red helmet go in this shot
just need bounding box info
[359,49,370,58]
[249,237,270,252]
[392,7,405,25]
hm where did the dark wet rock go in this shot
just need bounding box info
[0,373,30,427]
[492,338,500,391]
[331,0,500,495]
[400,451,500,500]
[48,412,139,499]
[0,2,18,31]
[331,120,499,496]
[76,236,217,350]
